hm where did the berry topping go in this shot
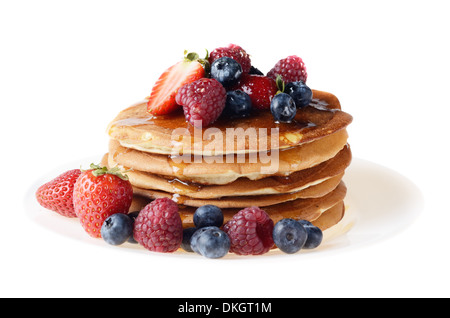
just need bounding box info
[273,218,308,254]
[190,226,230,259]
[232,74,278,110]
[285,81,313,109]
[249,66,264,76]
[73,164,133,238]
[223,90,252,119]
[209,44,251,73]
[298,220,323,249]
[267,55,307,83]
[147,52,206,115]
[210,57,243,88]
[36,169,81,218]
[175,78,227,128]
[223,206,274,255]
[101,213,134,246]
[270,92,297,123]
[193,205,224,229]
[133,198,183,253]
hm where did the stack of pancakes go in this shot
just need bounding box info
[104,90,353,234]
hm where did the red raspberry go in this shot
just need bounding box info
[209,44,252,73]
[175,78,226,128]
[223,206,274,255]
[133,198,183,253]
[232,74,278,109]
[267,55,307,83]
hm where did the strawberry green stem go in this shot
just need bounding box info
[87,163,130,181]
[184,49,211,76]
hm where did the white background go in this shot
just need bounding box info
[1,0,450,298]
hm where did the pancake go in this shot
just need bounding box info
[108,128,349,185]
[106,143,351,198]
[103,88,353,246]
[107,90,353,156]
[126,182,347,230]
[131,173,343,208]
[178,181,346,227]
[312,201,346,231]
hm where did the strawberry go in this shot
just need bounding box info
[73,164,133,238]
[36,169,81,218]
[147,52,208,116]
[232,74,278,109]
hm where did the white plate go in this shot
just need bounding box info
[24,156,424,259]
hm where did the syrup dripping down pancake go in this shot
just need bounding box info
[104,144,351,198]
[107,128,349,185]
[107,90,353,156]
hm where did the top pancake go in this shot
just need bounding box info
[107,90,353,156]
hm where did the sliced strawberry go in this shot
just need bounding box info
[147,53,207,115]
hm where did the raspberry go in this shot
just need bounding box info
[133,198,183,253]
[232,74,278,109]
[209,44,252,73]
[175,78,226,128]
[223,206,274,255]
[267,55,307,83]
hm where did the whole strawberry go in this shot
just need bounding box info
[223,206,274,255]
[267,55,307,83]
[232,74,278,109]
[73,164,133,238]
[209,44,251,73]
[36,169,81,218]
[133,198,183,253]
[175,78,226,128]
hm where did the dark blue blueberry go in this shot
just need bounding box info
[270,93,297,123]
[101,213,133,246]
[223,90,252,119]
[190,227,211,254]
[193,205,224,228]
[181,227,197,252]
[126,211,140,244]
[285,81,313,109]
[190,226,230,259]
[273,218,308,254]
[298,220,323,249]
[249,66,264,75]
[210,57,243,88]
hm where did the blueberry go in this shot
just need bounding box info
[298,220,323,249]
[190,227,210,254]
[270,93,297,123]
[101,213,133,246]
[273,218,308,254]
[193,205,224,228]
[223,90,252,119]
[190,226,230,259]
[211,57,243,88]
[249,66,264,75]
[126,211,140,244]
[181,227,197,252]
[285,81,312,109]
